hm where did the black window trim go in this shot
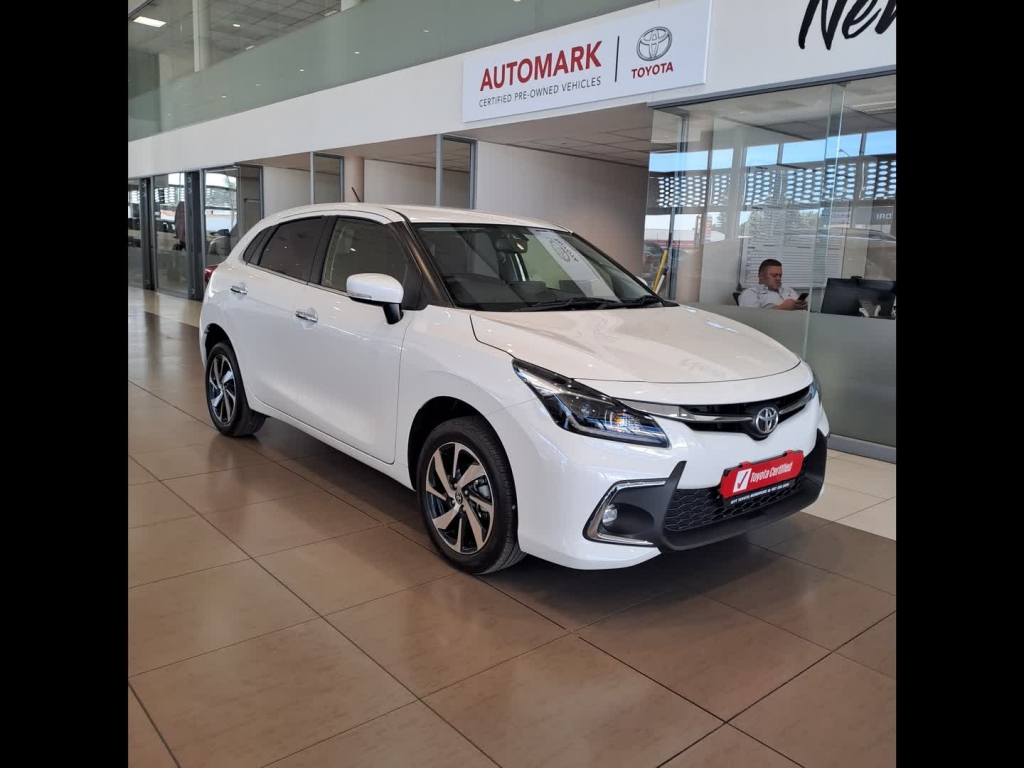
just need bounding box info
[241,227,271,264]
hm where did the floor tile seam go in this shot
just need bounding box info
[128,616,320,680]
[128,679,184,768]
[831,609,897,679]
[749,540,897,597]
[389,629,573,702]
[692,591,838,654]
[418,695,525,768]
[128,555,263,594]
[654,722,809,768]
[129,554,252,590]
[128,511,198,530]
[210,518,386,560]
[830,494,897,523]
[565,584,686,634]
[574,635,724,724]
[239,541,427,710]
[726,652,834,726]
[256,700,500,768]
[821,481,890,504]
[829,517,896,541]
[654,723,729,768]
[266,458,426,528]
[128,380,213,426]
[129,456,276,483]
[821,476,896,500]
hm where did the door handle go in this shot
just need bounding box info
[230,284,247,295]
[295,309,318,323]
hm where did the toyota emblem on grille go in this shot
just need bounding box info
[637,26,672,61]
[754,406,779,435]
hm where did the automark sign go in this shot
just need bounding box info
[461,0,712,123]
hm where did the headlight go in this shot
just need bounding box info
[512,360,670,448]
[809,371,822,406]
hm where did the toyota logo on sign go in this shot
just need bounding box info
[637,26,672,61]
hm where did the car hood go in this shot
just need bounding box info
[470,305,801,383]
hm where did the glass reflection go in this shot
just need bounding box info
[152,173,189,295]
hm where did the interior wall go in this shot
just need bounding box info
[363,160,470,208]
[263,167,310,216]
[474,142,647,273]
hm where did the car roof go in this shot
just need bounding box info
[262,203,569,231]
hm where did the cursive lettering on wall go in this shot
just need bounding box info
[799,0,896,50]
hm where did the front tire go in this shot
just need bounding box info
[205,341,265,437]
[416,416,525,574]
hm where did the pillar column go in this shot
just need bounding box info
[193,0,212,71]
[343,156,365,202]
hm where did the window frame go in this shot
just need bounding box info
[251,215,330,284]
[308,215,425,311]
[241,227,271,264]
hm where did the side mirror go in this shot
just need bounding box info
[346,273,405,324]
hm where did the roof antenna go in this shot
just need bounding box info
[350,187,362,202]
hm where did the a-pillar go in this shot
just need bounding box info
[193,0,212,71]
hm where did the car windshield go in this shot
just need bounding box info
[414,224,657,311]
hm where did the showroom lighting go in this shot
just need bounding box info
[245,44,255,50]
[299,68,305,72]
[354,51,361,54]
[133,16,166,27]
[232,23,241,28]
[324,9,337,16]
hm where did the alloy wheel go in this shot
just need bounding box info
[424,442,494,555]
[207,353,237,426]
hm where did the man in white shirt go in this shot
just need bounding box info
[738,259,808,310]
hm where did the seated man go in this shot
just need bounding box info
[738,258,807,310]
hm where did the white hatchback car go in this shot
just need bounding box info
[200,204,829,574]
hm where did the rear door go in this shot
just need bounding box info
[224,215,328,414]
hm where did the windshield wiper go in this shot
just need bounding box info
[514,296,620,312]
[616,295,665,308]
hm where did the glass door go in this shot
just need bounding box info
[128,180,143,286]
[202,167,239,267]
[151,173,189,296]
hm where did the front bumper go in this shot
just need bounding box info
[584,429,828,553]
[489,390,829,570]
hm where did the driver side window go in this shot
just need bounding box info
[320,218,409,293]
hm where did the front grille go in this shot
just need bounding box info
[663,471,805,533]
[682,386,810,435]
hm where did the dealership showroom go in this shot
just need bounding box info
[128,0,896,766]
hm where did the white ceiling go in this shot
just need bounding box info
[129,0,337,62]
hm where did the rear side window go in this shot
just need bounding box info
[257,218,324,281]
[242,230,267,263]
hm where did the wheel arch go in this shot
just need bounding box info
[406,397,492,489]
[203,323,230,356]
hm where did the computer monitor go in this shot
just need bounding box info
[820,277,896,317]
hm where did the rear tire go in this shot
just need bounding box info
[205,341,265,437]
[416,416,525,574]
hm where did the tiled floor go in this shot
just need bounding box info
[128,289,896,768]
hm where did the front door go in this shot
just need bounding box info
[291,215,416,463]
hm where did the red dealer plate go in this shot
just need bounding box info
[719,451,804,505]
